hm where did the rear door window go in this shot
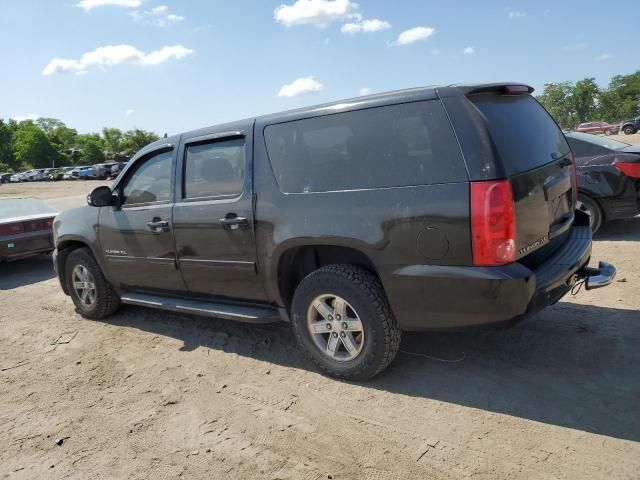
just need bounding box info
[469,94,570,174]
[264,100,466,193]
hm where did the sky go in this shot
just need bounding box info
[0,0,637,135]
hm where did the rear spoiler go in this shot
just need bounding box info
[452,83,535,96]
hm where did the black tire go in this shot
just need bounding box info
[605,129,612,136]
[578,194,603,233]
[623,125,636,135]
[65,247,120,319]
[290,264,401,381]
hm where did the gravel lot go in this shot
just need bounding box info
[1,150,639,479]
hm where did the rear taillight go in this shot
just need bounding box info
[0,222,25,236]
[471,180,517,266]
[614,161,640,178]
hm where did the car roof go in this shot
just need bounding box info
[140,82,533,152]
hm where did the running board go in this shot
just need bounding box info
[120,292,287,324]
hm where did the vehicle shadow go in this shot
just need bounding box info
[595,216,640,241]
[99,300,640,443]
[0,255,55,290]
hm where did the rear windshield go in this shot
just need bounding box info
[566,132,630,151]
[470,94,570,174]
[0,198,59,220]
[264,100,466,193]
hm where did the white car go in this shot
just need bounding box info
[10,171,32,182]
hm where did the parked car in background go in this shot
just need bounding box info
[78,166,96,179]
[576,121,619,136]
[107,162,127,179]
[64,167,78,180]
[24,169,47,182]
[11,171,32,182]
[1,197,59,262]
[53,82,615,380]
[51,166,75,181]
[620,116,640,135]
[566,132,640,232]
[91,163,117,179]
[0,173,13,183]
[71,166,93,179]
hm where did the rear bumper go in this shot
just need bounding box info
[0,231,54,262]
[386,220,615,331]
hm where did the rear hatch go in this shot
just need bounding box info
[456,89,576,266]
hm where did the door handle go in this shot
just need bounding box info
[146,218,170,234]
[219,214,248,230]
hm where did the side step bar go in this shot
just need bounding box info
[120,292,288,324]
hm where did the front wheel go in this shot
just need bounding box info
[623,125,636,135]
[65,248,120,319]
[578,195,603,233]
[291,264,401,381]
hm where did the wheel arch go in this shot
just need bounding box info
[276,244,380,310]
[55,238,103,295]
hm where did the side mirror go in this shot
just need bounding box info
[87,186,115,207]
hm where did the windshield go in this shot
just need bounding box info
[566,132,630,151]
[0,197,59,220]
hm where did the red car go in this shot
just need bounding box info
[576,121,619,135]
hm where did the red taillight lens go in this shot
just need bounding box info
[0,222,25,236]
[471,180,517,266]
[614,161,640,178]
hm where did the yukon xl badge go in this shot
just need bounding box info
[105,249,128,256]
[518,235,548,256]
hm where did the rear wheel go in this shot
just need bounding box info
[623,125,636,135]
[578,194,603,233]
[290,264,401,381]
[65,248,120,319]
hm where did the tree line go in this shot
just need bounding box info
[537,71,640,129]
[0,118,160,173]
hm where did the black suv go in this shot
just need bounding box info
[620,116,640,135]
[53,83,615,380]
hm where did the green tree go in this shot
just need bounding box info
[0,119,16,170]
[571,78,600,124]
[0,162,14,173]
[74,133,106,165]
[122,129,159,156]
[13,122,61,169]
[102,127,124,160]
[598,71,640,121]
[537,82,577,128]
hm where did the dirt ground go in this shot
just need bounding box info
[1,159,639,479]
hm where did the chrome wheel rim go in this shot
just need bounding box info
[72,265,96,308]
[307,294,365,362]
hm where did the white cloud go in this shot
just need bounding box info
[129,5,185,26]
[598,53,613,61]
[463,46,475,54]
[563,43,587,51]
[278,76,324,97]
[125,109,135,116]
[42,44,193,75]
[274,0,358,27]
[76,0,141,11]
[393,27,435,46]
[508,11,526,19]
[359,87,370,95]
[11,114,40,122]
[341,18,390,34]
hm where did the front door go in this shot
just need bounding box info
[172,131,266,301]
[99,146,186,293]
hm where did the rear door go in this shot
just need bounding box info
[172,129,266,302]
[457,92,575,262]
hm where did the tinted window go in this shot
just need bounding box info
[567,138,609,158]
[470,94,570,174]
[566,132,630,151]
[264,100,465,193]
[184,138,244,199]
[122,150,173,205]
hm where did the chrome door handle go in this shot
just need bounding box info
[219,215,248,230]
[146,218,170,234]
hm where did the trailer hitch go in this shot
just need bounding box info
[577,261,616,290]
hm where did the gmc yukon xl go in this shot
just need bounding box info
[53,83,616,380]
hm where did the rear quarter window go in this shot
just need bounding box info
[264,100,466,193]
[469,94,570,174]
